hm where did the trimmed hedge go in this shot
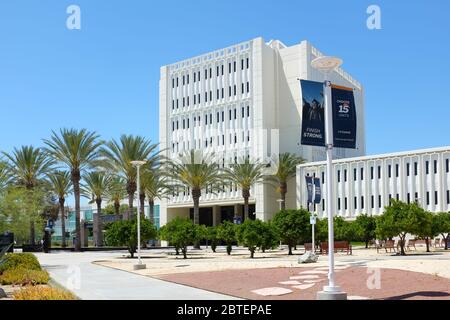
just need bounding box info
[0,253,41,274]
[13,286,77,300]
[0,268,49,285]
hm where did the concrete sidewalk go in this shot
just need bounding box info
[34,251,238,300]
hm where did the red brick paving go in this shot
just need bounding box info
[155,266,450,300]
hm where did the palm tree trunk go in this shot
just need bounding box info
[139,193,145,218]
[192,188,201,249]
[94,198,103,247]
[126,181,136,220]
[114,200,120,216]
[59,198,66,248]
[72,170,82,252]
[280,182,287,210]
[243,189,250,221]
[148,199,155,224]
[30,220,35,246]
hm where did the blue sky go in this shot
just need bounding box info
[0,0,449,156]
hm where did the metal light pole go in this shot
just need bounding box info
[131,160,147,270]
[311,56,347,300]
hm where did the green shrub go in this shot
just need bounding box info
[13,286,76,300]
[236,219,266,258]
[159,218,202,259]
[272,209,310,255]
[0,268,49,285]
[217,221,236,255]
[259,221,279,253]
[0,253,41,274]
[206,226,219,252]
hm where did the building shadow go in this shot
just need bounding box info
[384,291,450,300]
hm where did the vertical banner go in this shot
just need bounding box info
[331,85,357,149]
[305,176,313,204]
[313,177,321,204]
[300,80,325,147]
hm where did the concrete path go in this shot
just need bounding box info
[34,251,238,300]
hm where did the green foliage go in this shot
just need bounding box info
[316,217,359,243]
[217,221,237,255]
[0,268,49,285]
[272,209,310,255]
[206,226,219,252]
[236,219,267,258]
[431,212,450,249]
[376,200,431,255]
[259,221,279,252]
[353,214,377,248]
[158,217,202,259]
[105,218,157,257]
[0,253,42,274]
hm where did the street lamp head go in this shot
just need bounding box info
[311,56,343,73]
[131,160,147,167]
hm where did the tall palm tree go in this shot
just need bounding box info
[100,135,159,220]
[82,171,111,247]
[270,153,305,210]
[142,168,173,224]
[0,160,11,193]
[223,158,266,220]
[2,146,54,245]
[104,176,127,216]
[43,129,102,251]
[168,150,222,230]
[46,171,72,248]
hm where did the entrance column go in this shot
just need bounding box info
[212,206,220,226]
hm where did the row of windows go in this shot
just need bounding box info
[171,106,251,131]
[321,190,450,212]
[320,159,450,184]
[171,58,250,88]
[171,131,251,152]
[171,83,250,110]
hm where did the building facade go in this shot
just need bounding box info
[297,147,450,219]
[159,37,366,226]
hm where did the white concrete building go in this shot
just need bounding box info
[159,37,365,226]
[297,147,450,219]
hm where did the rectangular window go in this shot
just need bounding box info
[229,86,231,97]
[344,197,348,210]
[353,168,357,181]
[447,190,450,204]
[322,199,325,210]
[446,159,449,173]
[407,163,410,176]
[187,96,189,106]
[241,83,244,94]
[371,196,374,209]
[354,197,357,209]
[172,122,174,131]
[388,165,392,178]
[234,85,236,96]
[234,108,237,119]
[209,68,212,78]
[413,162,417,175]
[221,65,224,75]
[388,194,392,205]
[415,192,418,202]
[246,82,250,92]
[426,192,430,205]
[246,58,249,69]
[182,119,185,129]
[176,99,179,108]
[210,91,212,101]
[187,74,189,84]
[187,119,189,128]
[176,77,178,87]
[247,106,250,117]
[193,95,196,105]
[229,110,232,120]
[378,195,382,208]
[426,161,429,174]
[217,89,220,99]
[222,111,224,122]
[378,166,381,179]
[198,71,200,81]
[344,170,347,182]
[434,160,437,174]
[205,92,208,102]
[216,112,219,123]
[337,170,341,183]
[194,72,196,82]
[233,61,236,72]
[407,193,410,204]
[396,194,399,200]
[216,66,219,76]
[322,172,325,184]
[221,88,224,98]
[182,97,185,107]
[435,191,438,205]
[172,78,175,88]
[360,167,364,180]
[198,93,200,104]
[209,113,212,124]
[204,69,208,79]
[361,196,364,209]
[172,100,174,110]
[222,135,225,145]
[228,63,231,73]
[241,59,244,70]
[182,75,185,85]
[396,164,399,177]
[338,198,341,210]
[241,107,244,118]
[370,167,374,180]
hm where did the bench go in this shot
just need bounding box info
[303,243,319,253]
[406,239,416,251]
[320,241,352,255]
[383,240,396,253]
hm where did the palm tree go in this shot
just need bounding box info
[270,153,305,210]
[100,135,159,220]
[104,176,127,216]
[223,158,266,220]
[0,160,11,193]
[43,129,102,251]
[168,150,222,232]
[141,168,173,224]
[46,171,72,248]
[82,171,111,247]
[2,146,54,245]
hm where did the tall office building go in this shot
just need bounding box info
[159,37,365,226]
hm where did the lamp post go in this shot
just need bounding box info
[131,160,147,270]
[311,56,347,300]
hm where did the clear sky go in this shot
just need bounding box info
[1,0,449,157]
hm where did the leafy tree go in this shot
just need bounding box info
[354,214,377,248]
[259,221,279,253]
[0,160,11,193]
[44,128,102,251]
[142,168,172,224]
[82,171,112,247]
[268,153,305,210]
[272,209,309,255]
[104,218,156,258]
[334,216,358,242]
[206,226,219,252]
[167,150,222,248]
[101,135,159,220]
[236,219,267,258]
[217,221,236,255]
[431,212,450,250]
[46,171,72,248]
[104,176,127,216]
[223,158,266,220]
[158,217,200,259]
[376,200,430,255]
[2,146,54,245]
